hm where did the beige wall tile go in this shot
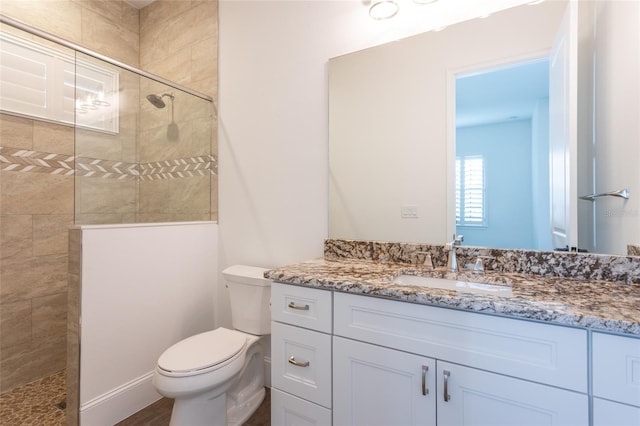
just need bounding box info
[140,0,193,34]
[1,215,33,260]
[32,121,74,155]
[81,8,139,67]
[68,229,81,276]
[32,292,67,339]
[0,0,83,44]
[76,178,136,214]
[140,2,215,70]
[33,215,74,257]
[0,114,33,150]
[168,175,210,213]
[191,36,217,87]
[0,300,32,349]
[142,47,192,85]
[1,172,73,215]
[0,254,69,304]
[121,2,140,35]
[138,178,170,213]
[0,334,66,393]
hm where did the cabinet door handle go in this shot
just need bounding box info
[287,302,310,311]
[288,356,310,367]
[443,369,451,402]
[421,365,429,395]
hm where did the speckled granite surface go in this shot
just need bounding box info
[265,239,640,336]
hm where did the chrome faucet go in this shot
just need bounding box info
[445,234,464,272]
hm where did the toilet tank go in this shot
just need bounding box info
[222,265,271,335]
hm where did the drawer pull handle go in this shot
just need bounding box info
[443,369,451,402]
[288,356,310,367]
[288,302,310,311]
[421,365,429,395]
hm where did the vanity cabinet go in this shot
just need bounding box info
[271,283,594,425]
[270,283,332,425]
[592,332,640,426]
[333,292,589,426]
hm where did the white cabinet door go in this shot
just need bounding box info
[333,336,436,426]
[436,361,588,426]
[593,398,640,426]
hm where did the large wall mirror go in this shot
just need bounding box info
[329,0,639,256]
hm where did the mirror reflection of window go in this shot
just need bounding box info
[456,156,486,227]
[455,58,552,250]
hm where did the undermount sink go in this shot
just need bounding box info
[392,274,512,296]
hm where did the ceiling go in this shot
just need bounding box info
[456,58,550,128]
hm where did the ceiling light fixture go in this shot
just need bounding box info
[369,0,399,20]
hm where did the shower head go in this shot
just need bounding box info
[146,93,174,108]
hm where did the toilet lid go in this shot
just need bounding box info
[158,328,247,374]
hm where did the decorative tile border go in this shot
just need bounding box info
[0,147,217,180]
[75,156,138,180]
[138,156,215,181]
[0,147,74,176]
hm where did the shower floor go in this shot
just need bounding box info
[0,370,271,425]
[0,370,66,425]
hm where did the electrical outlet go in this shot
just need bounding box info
[400,205,418,218]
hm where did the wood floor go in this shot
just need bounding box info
[116,388,271,426]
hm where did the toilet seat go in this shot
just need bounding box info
[158,328,247,377]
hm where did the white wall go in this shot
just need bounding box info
[79,222,217,425]
[217,0,537,326]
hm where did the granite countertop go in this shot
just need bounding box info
[265,257,640,336]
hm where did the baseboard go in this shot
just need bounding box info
[80,371,162,425]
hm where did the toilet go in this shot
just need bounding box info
[152,265,271,426]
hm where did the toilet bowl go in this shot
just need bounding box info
[153,265,271,426]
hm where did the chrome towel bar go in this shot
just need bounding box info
[579,188,629,201]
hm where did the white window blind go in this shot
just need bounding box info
[456,155,486,226]
[0,30,119,133]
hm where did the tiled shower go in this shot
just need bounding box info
[0,0,218,422]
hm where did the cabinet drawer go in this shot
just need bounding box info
[272,282,332,333]
[271,388,332,426]
[593,332,640,407]
[271,321,332,408]
[334,292,587,392]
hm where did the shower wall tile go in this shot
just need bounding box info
[0,300,31,349]
[0,171,73,215]
[168,175,210,213]
[0,215,32,260]
[139,0,192,35]
[33,215,74,257]
[81,8,139,67]
[0,0,83,44]
[191,36,217,86]
[71,0,139,36]
[0,334,66,393]
[75,178,137,215]
[67,229,81,425]
[32,292,67,340]
[0,254,69,304]
[0,114,33,150]
[32,121,75,156]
